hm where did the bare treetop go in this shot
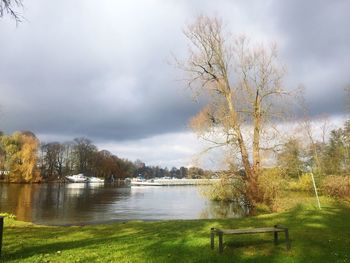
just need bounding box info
[0,0,23,23]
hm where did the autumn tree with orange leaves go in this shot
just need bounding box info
[0,131,41,182]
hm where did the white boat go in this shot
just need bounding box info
[88,177,105,183]
[130,178,219,186]
[65,174,88,183]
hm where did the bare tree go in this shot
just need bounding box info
[0,0,23,23]
[41,142,66,178]
[73,137,97,174]
[179,16,288,205]
[297,91,333,176]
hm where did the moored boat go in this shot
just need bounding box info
[65,174,88,183]
[88,177,105,183]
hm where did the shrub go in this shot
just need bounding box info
[288,173,314,192]
[322,176,350,198]
[0,213,16,219]
[254,203,272,214]
[258,169,287,209]
[202,173,245,202]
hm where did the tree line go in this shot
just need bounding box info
[0,131,212,183]
[278,120,350,178]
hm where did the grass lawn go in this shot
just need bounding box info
[1,196,350,263]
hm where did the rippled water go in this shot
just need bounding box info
[0,183,246,225]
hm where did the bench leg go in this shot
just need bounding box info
[284,229,291,250]
[274,231,278,245]
[218,232,223,253]
[210,229,215,249]
[0,217,3,258]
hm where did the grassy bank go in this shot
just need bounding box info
[1,196,350,262]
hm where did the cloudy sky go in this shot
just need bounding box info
[0,0,349,168]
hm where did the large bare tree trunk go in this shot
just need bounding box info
[250,90,262,203]
[225,90,252,178]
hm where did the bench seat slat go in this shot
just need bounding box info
[216,227,285,234]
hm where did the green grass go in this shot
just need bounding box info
[1,196,350,262]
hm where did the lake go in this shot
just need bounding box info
[0,183,246,225]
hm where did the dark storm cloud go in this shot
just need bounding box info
[0,0,200,140]
[0,0,349,145]
[272,0,350,115]
[274,0,350,61]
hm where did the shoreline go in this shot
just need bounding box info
[0,179,128,184]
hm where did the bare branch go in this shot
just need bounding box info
[0,0,23,24]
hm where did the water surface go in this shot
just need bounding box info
[0,183,245,225]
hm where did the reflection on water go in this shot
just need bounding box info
[199,201,248,219]
[0,183,246,225]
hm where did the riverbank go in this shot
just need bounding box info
[1,196,350,262]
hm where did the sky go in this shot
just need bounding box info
[0,0,349,169]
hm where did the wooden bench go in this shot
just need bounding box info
[210,225,291,253]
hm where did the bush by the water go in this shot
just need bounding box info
[322,175,350,198]
[203,173,245,202]
[204,169,287,211]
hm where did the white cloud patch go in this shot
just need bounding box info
[96,131,202,168]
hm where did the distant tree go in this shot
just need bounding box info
[19,132,41,182]
[73,137,97,174]
[63,142,74,175]
[0,0,23,22]
[56,143,66,177]
[152,166,161,178]
[162,167,170,178]
[41,142,66,179]
[277,138,304,178]
[187,167,204,179]
[342,120,350,171]
[134,159,145,169]
[0,132,6,178]
[179,166,188,178]
[134,159,147,178]
[0,131,41,182]
[304,141,326,175]
[114,157,136,178]
[170,167,178,178]
[323,128,347,175]
[91,150,118,179]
